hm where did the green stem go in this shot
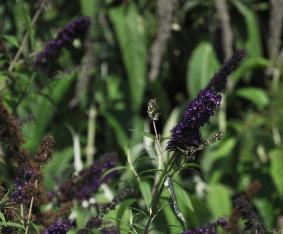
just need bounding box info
[86,105,97,166]
[143,155,175,234]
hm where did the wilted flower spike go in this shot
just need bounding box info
[34,16,91,69]
[35,135,55,164]
[167,49,246,151]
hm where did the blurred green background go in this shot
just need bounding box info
[0,0,283,233]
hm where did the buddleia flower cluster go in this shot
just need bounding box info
[34,16,91,71]
[43,219,76,234]
[234,196,266,234]
[49,153,117,202]
[0,97,26,162]
[182,217,228,234]
[167,49,246,151]
[0,97,120,233]
[11,135,54,207]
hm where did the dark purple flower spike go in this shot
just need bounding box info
[44,219,75,234]
[183,217,228,234]
[34,16,91,70]
[167,49,246,151]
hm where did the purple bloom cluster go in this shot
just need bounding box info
[54,153,117,202]
[12,162,40,204]
[234,197,266,234]
[44,219,75,234]
[101,228,120,234]
[167,49,246,151]
[34,16,91,69]
[183,217,228,234]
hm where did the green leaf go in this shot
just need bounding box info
[109,4,147,112]
[207,184,232,219]
[2,35,19,48]
[187,42,220,98]
[138,180,152,210]
[101,110,129,149]
[270,149,283,198]
[0,221,25,230]
[160,192,183,234]
[0,212,6,222]
[116,199,136,234]
[17,0,35,49]
[20,74,75,152]
[174,183,194,212]
[233,0,262,57]
[231,57,270,85]
[43,147,73,190]
[235,87,269,110]
[80,0,96,16]
[202,138,236,179]
[254,198,274,229]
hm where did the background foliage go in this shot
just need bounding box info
[0,0,282,233]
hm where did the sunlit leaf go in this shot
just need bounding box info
[187,42,220,98]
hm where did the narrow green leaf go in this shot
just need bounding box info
[80,0,96,16]
[207,184,232,219]
[202,138,236,178]
[3,35,19,48]
[160,193,183,234]
[109,4,147,112]
[101,110,129,149]
[43,147,73,190]
[138,180,152,210]
[0,212,6,222]
[235,87,269,110]
[254,198,274,229]
[174,183,194,212]
[0,221,25,230]
[116,199,136,234]
[164,177,186,224]
[20,74,75,152]
[17,0,35,49]
[187,42,220,98]
[270,149,283,198]
[233,0,262,57]
[231,57,270,85]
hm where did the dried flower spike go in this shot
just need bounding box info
[35,135,55,164]
[147,98,160,121]
[0,97,25,162]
